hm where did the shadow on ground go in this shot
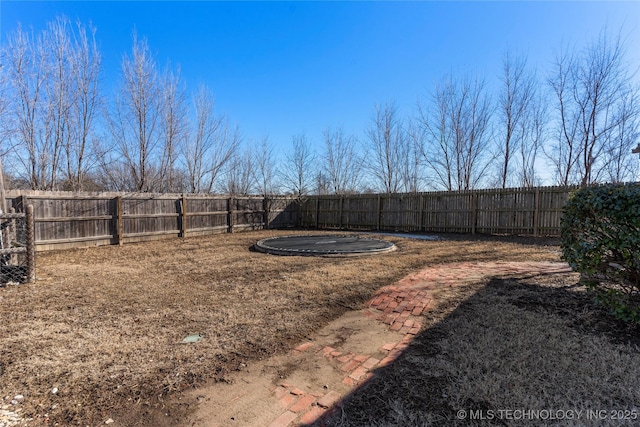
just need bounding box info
[302,275,640,427]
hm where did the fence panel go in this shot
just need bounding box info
[381,194,422,231]
[299,198,318,227]
[538,187,573,235]
[421,192,474,233]
[185,197,228,234]
[233,197,264,231]
[0,185,599,252]
[122,197,181,241]
[343,195,377,229]
[6,191,298,251]
[476,188,536,234]
[17,195,114,249]
[298,185,582,236]
[268,197,300,228]
[316,197,342,229]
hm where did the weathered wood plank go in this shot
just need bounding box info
[6,191,297,250]
[300,186,580,236]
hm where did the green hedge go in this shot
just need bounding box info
[560,184,640,324]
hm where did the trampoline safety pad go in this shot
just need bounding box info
[254,235,396,256]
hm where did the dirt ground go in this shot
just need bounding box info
[3,230,637,426]
[186,308,404,427]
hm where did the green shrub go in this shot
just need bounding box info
[560,184,640,324]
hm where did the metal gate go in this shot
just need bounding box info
[1,205,35,285]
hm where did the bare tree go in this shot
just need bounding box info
[94,156,130,191]
[313,171,332,195]
[282,133,315,196]
[548,29,640,186]
[0,55,11,176]
[183,86,219,193]
[323,127,362,194]
[496,52,535,188]
[64,19,102,190]
[0,65,8,206]
[251,136,279,196]
[547,47,579,186]
[366,101,406,193]
[1,17,102,190]
[105,32,161,191]
[206,122,240,193]
[419,82,453,190]
[222,147,253,195]
[3,24,50,189]
[41,17,74,190]
[602,87,640,182]
[182,85,239,193]
[420,74,493,191]
[157,64,187,192]
[518,91,547,187]
[402,120,424,192]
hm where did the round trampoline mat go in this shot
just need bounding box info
[255,234,395,256]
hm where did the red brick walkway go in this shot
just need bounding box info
[265,261,572,427]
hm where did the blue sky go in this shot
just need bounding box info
[1,1,639,164]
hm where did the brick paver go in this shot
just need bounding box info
[263,261,570,427]
[336,353,354,363]
[278,393,297,409]
[362,357,380,370]
[294,342,315,353]
[273,386,289,399]
[289,394,317,413]
[290,388,305,396]
[268,411,298,427]
[317,391,341,409]
[348,366,369,381]
[299,406,326,424]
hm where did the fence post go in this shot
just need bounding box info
[115,196,124,245]
[8,207,17,264]
[376,195,382,231]
[26,204,36,283]
[471,193,478,234]
[227,196,234,233]
[0,208,9,262]
[296,197,303,228]
[314,197,320,229]
[418,194,424,232]
[20,195,28,213]
[263,196,269,229]
[180,195,187,237]
[339,195,344,230]
[533,188,540,237]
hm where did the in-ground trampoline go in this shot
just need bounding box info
[255,235,396,256]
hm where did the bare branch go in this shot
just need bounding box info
[282,133,315,196]
[547,28,639,186]
[322,127,362,194]
[105,31,161,191]
[419,74,493,191]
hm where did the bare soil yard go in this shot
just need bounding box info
[1,230,637,426]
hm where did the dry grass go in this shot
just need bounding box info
[1,230,563,425]
[314,273,640,427]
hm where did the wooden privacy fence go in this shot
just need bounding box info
[6,191,299,251]
[299,186,576,236]
[5,186,584,252]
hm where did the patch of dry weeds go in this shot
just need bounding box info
[0,230,561,425]
[315,273,640,427]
